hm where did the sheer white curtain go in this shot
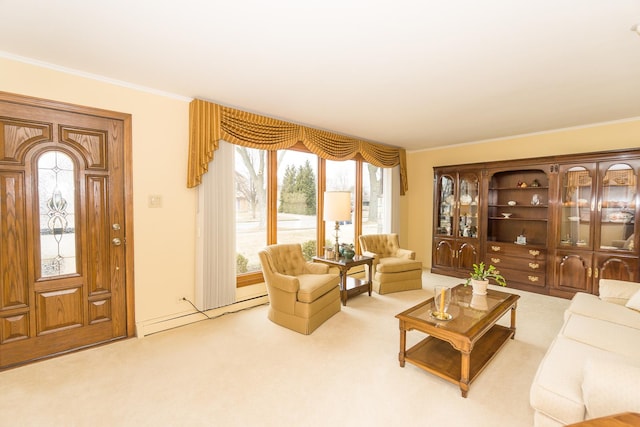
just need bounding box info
[195,140,236,310]
[384,166,401,234]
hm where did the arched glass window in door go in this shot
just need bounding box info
[38,151,77,277]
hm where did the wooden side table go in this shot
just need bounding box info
[312,255,373,306]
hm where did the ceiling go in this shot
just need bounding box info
[2,1,640,151]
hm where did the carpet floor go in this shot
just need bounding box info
[0,272,570,427]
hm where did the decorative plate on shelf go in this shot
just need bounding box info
[460,194,472,205]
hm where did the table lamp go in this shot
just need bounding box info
[323,191,351,259]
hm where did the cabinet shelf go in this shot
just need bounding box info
[490,186,549,191]
[489,204,548,208]
[489,217,548,222]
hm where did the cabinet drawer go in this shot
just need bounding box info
[486,243,545,259]
[492,266,546,288]
[485,254,545,272]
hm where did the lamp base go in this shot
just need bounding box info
[334,221,341,259]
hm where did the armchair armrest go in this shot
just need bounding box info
[269,272,300,293]
[304,262,330,274]
[362,251,380,264]
[396,248,416,260]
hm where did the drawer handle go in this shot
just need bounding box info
[491,258,501,264]
[491,245,501,252]
[528,262,540,269]
[529,250,540,256]
[528,276,539,283]
[494,269,501,275]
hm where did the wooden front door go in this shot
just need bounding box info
[0,92,134,369]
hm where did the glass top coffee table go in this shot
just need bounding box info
[395,284,520,397]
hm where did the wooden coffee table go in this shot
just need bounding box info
[396,284,520,397]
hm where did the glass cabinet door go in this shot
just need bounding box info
[599,163,636,251]
[436,174,455,236]
[458,172,479,238]
[559,165,594,248]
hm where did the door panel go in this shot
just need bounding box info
[457,241,479,270]
[554,251,592,294]
[0,94,132,369]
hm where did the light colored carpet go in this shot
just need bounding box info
[0,273,570,427]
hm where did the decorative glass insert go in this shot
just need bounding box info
[600,163,636,251]
[38,151,77,277]
[561,166,592,247]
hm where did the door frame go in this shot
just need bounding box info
[0,90,136,339]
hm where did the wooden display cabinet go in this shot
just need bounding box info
[551,159,639,298]
[484,166,551,291]
[433,149,640,298]
[432,167,482,277]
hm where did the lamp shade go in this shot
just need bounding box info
[323,191,351,222]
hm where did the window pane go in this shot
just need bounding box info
[326,160,355,249]
[278,150,318,260]
[38,151,77,277]
[363,163,385,235]
[235,146,267,273]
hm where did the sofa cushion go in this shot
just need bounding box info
[531,336,595,425]
[626,289,640,312]
[567,292,640,330]
[560,312,640,359]
[582,358,640,419]
[598,279,640,305]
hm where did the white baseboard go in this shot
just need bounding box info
[136,283,268,338]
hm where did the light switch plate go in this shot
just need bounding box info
[148,194,162,208]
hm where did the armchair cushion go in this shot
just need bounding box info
[359,233,422,294]
[296,274,340,303]
[376,257,422,274]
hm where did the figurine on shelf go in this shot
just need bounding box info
[517,181,527,188]
[531,179,541,187]
[531,194,541,205]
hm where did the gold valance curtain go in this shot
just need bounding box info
[187,99,408,194]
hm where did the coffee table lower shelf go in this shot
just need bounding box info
[404,324,514,390]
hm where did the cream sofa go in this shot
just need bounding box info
[530,279,640,426]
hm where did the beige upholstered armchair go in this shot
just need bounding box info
[258,244,341,335]
[358,233,423,294]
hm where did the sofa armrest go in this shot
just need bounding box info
[599,279,640,305]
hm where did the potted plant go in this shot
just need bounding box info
[465,262,507,295]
